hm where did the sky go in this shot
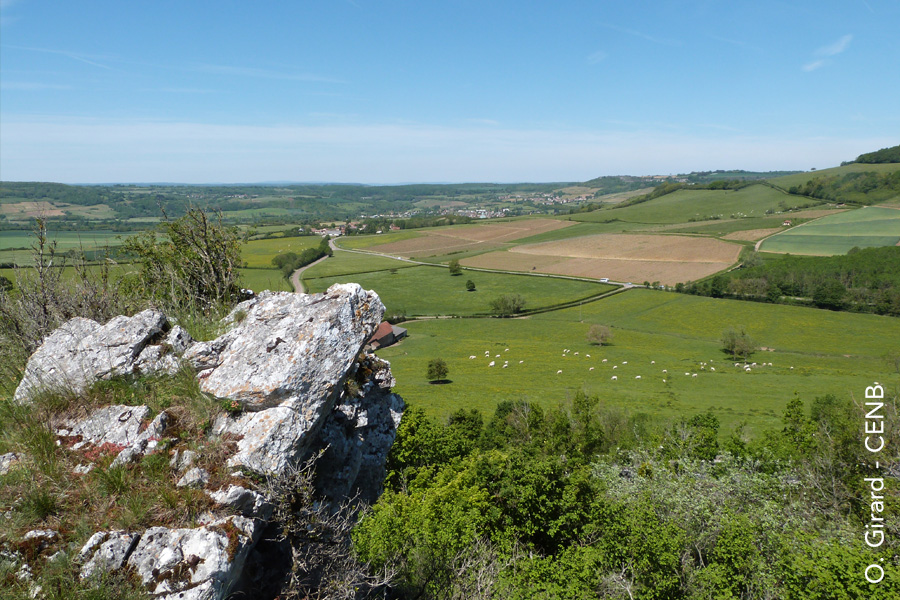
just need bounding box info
[1,0,898,184]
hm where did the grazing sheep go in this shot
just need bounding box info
[663,379,667,383]
[635,375,641,380]
[505,348,509,352]
[586,354,591,358]
[602,359,608,363]
[502,364,508,368]
[519,360,524,364]
[710,367,715,371]
[790,366,794,370]
[692,373,697,378]
[557,370,563,374]
[611,376,617,381]
[496,354,500,358]
[574,352,579,356]
[685,372,690,376]
[651,360,655,364]
[662,369,667,374]
[489,361,495,367]
[622,361,628,365]
[469,355,476,359]
[589,367,595,371]
[613,365,618,369]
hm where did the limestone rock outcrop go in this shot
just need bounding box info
[9,284,405,600]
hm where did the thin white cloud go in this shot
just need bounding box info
[1,81,71,91]
[587,50,608,64]
[191,63,346,84]
[803,60,825,72]
[599,23,681,47]
[815,34,853,57]
[4,44,117,70]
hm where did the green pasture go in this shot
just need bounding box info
[0,230,130,265]
[377,289,899,436]
[336,231,422,250]
[238,268,292,293]
[240,235,327,268]
[664,217,791,236]
[758,206,900,255]
[302,250,415,278]
[769,163,900,190]
[571,185,800,225]
[304,264,614,317]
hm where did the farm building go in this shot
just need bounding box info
[368,321,408,349]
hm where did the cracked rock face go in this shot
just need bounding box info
[14,310,193,404]
[184,285,384,412]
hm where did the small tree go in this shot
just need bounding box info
[466,280,476,292]
[489,293,526,317]
[427,358,449,383]
[721,326,756,359]
[586,324,613,346]
[448,259,462,276]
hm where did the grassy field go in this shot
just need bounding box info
[337,231,422,249]
[238,267,292,292]
[241,235,327,268]
[302,250,415,278]
[571,184,803,225]
[304,264,614,317]
[758,206,900,255]
[376,289,900,436]
[0,230,131,265]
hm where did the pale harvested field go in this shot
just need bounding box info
[723,228,782,241]
[460,233,740,285]
[0,201,65,218]
[512,234,740,262]
[366,218,572,257]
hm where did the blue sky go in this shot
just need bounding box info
[1,0,898,183]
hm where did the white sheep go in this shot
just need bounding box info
[662,369,667,374]
[469,355,476,359]
[611,375,617,381]
[685,372,690,376]
[574,352,579,356]
[710,367,715,371]
[586,354,591,358]
[505,348,509,352]
[589,367,594,371]
[692,373,697,378]
[489,361,495,367]
[613,365,618,369]
[519,360,524,364]
[496,354,500,358]
[602,359,607,363]
[622,361,628,364]
[557,370,563,374]
[635,375,641,379]
[651,360,655,364]
[502,364,508,368]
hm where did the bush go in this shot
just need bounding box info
[448,259,462,276]
[122,208,243,310]
[489,293,526,317]
[721,326,756,359]
[466,280,476,292]
[586,324,613,346]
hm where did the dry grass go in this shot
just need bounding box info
[0,201,66,218]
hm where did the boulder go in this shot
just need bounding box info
[13,310,192,404]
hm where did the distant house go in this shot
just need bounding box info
[368,321,408,349]
[782,220,793,226]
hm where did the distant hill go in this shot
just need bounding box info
[853,144,900,164]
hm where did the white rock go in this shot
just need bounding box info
[177,467,210,489]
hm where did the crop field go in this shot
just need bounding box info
[241,235,327,268]
[758,206,900,255]
[0,230,131,265]
[342,219,573,259]
[461,234,741,285]
[376,289,900,436]
[304,264,613,317]
[571,184,799,225]
[337,231,422,249]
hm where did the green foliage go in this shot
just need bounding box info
[585,323,612,345]
[489,293,526,317]
[721,326,756,359]
[426,357,449,382]
[465,279,476,291]
[854,144,900,164]
[788,170,900,205]
[270,236,332,278]
[448,258,462,275]
[123,208,243,309]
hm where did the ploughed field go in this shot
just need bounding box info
[461,233,741,285]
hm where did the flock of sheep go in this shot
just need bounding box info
[466,348,792,382]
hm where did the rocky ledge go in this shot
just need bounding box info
[5,284,404,600]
